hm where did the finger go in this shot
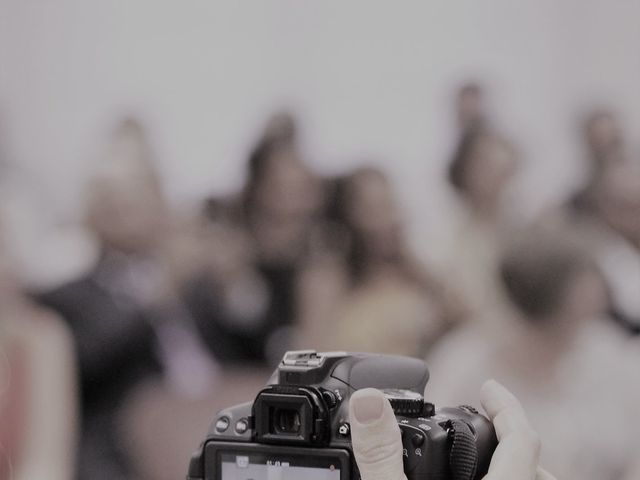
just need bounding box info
[480,380,541,480]
[480,379,532,441]
[349,388,407,480]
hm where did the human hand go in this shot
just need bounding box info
[349,380,556,480]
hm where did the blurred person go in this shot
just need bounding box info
[456,81,486,132]
[188,112,326,366]
[550,161,640,334]
[299,166,465,356]
[261,109,298,146]
[426,229,640,480]
[583,109,626,172]
[448,128,518,219]
[0,224,77,480]
[443,127,520,322]
[241,121,324,267]
[37,117,217,479]
[202,109,298,224]
[569,108,628,212]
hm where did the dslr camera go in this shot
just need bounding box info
[187,351,497,480]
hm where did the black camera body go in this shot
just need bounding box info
[187,351,497,480]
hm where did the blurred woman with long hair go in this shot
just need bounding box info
[299,166,465,357]
[442,127,520,323]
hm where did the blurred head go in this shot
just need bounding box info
[262,110,297,146]
[448,128,518,212]
[106,116,156,174]
[456,82,485,131]
[583,109,624,168]
[341,167,400,239]
[333,167,404,278]
[86,124,169,254]
[500,231,608,330]
[244,136,320,221]
[593,163,640,241]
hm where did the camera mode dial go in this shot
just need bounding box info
[382,389,425,417]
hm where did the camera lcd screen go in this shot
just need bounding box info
[219,452,341,480]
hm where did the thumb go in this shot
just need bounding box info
[349,388,407,480]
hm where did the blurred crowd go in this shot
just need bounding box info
[1,83,640,480]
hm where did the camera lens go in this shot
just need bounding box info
[275,408,301,434]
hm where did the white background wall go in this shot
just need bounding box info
[1,0,639,234]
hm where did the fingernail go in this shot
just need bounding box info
[352,389,385,424]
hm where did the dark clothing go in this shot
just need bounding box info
[37,270,162,410]
[185,262,297,366]
[609,306,640,336]
[35,256,165,479]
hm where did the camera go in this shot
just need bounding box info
[187,350,497,480]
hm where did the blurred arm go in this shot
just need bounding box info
[294,256,347,351]
[15,311,77,480]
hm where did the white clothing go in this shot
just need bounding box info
[427,320,640,480]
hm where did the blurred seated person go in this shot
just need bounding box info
[547,161,640,334]
[455,81,487,133]
[298,166,465,357]
[202,109,298,223]
[188,112,326,366]
[0,226,76,480]
[583,109,626,169]
[442,126,520,322]
[569,108,629,212]
[559,109,639,333]
[427,229,640,480]
[36,117,217,479]
[541,109,639,333]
